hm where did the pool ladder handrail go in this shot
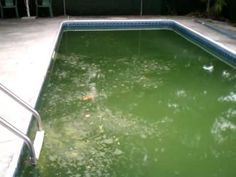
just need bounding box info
[0,83,45,165]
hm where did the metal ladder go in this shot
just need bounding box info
[0,83,44,165]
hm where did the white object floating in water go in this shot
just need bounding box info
[222,70,230,78]
[85,114,91,118]
[203,64,214,72]
[114,148,123,155]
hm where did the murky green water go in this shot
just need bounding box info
[18,30,236,177]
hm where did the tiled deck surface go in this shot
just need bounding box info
[0,16,236,177]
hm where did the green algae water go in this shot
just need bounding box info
[18,30,236,177]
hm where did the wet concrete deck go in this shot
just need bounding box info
[0,16,236,177]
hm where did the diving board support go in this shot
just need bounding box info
[0,83,45,165]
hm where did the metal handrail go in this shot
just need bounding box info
[0,116,37,165]
[0,83,43,131]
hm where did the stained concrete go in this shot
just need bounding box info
[0,16,235,177]
[0,17,63,177]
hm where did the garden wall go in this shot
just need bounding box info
[2,0,236,21]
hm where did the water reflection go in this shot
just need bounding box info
[218,92,236,102]
[211,109,236,143]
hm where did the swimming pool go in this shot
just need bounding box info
[17,20,236,177]
[61,19,236,68]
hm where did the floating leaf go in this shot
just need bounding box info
[113,148,123,156]
[103,138,113,145]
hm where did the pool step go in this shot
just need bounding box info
[33,130,45,160]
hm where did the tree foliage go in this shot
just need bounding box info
[214,0,227,15]
[201,0,227,16]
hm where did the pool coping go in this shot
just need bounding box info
[195,19,236,40]
[1,18,236,177]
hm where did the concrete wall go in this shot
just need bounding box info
[1,0,235,21]
[227,0,236,21]
[52,0,163,16]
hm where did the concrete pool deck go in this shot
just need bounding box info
[0,16,236,177]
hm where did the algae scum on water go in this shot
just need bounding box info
[18,30,236,177]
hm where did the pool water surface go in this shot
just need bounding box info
[18,30,236,177]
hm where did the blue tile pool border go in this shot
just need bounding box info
[61,19,236,68]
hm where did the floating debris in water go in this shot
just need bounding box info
[203,64,214,72]
[176,89,187,97]
[103,138,114,145]
[85,114,91,118]
[82,95,95,101]
[222,70,230,78]
[113,148,123,156]
[143,154,148,162]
